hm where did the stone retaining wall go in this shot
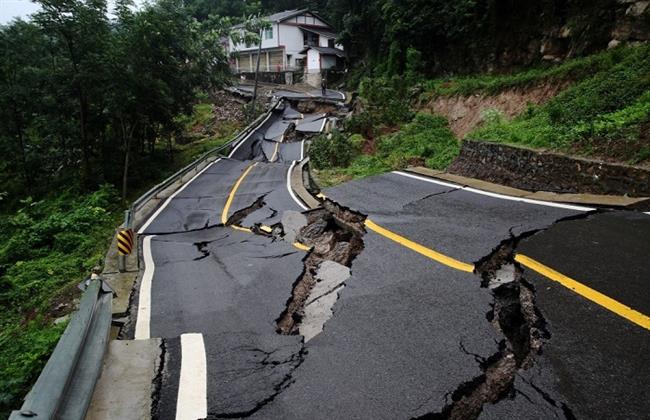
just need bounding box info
[448,140,650,196]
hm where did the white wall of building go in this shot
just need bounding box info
[306,49,320,72]
[229,23,280,53]
[318,36,330,47]
[278,24,305,68]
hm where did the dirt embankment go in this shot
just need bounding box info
[421,83,569,139]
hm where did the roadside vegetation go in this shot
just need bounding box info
[314,44,650,187]
[468,44,650,165]
[0,187,121,415]
[0,95,241,417]
[422,45,634,98]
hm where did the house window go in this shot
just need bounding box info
[303,32,319,47]
[328,38,335,48]
[264,28,273,40]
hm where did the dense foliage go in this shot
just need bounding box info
[0,0,233,209]
[313,114,458,186]
[0,1,245,414]
[469,44,650,164]
[185,0,627,80]
[0,185,120,416]
[0,97,241,417]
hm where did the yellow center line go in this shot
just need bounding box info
[515,254,650,331]
[221,163,258,225]
[231,225,252,233]
[364,219,475,273]
[293,242,312,251]
[270,141,280,162]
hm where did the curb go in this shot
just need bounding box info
[405,167,650,208]
[291,157,321,210]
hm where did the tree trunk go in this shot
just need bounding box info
[15,119,32,195]
[121,119,136,202]
[250,30,264,121]
[78,88,91,188]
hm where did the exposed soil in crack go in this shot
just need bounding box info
[150,339,167,419]
[291,99,339,115]
[282,122,305,143]
[276,199,367,335]
[416,212,601,419]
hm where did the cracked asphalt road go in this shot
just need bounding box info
[129,98,650,420]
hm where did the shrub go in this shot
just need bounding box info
[378,113,460,169]
[0,184,121,417]
[309,131,359,169]
[359,76,414,126]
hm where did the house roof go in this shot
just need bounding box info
[267,9,308,23]
[299,46,347,58]
[298,25,337,39]
[233,9,332,29]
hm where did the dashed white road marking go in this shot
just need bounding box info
[319,114,328,133]
[176,333,208,420]
[134,235,155,340]
[287,161,309,211]
[137,159,222,234]
[392,171,595,212]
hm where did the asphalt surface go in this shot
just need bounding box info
[130,94,649,419]
[515,211,650,419]
[326,172,583,262]
[132,99,325,419]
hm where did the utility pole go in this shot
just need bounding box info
[250,29,263,121]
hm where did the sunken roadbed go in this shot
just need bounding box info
[123,94,649,420]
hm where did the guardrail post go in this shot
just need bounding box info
[118,209,131,273]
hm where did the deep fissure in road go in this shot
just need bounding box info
[415,216,589,420]
[276,199,367,335]
[226,194,267,226]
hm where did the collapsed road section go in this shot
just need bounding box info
[88,89,650,420]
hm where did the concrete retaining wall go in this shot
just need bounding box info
[238,71,302,85]
[448,140,650,196]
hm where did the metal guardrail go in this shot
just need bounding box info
[8,102,283,419]
[117,99,281,271]
[125,99,281,232]
[10,279,113,420]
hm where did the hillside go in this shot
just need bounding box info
[312,44,650,186]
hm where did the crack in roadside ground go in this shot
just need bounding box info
[150,340,167,419]
[414,209,601,420]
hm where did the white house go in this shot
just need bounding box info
[228,9,345,85]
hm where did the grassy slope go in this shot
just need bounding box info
[312,114,459,187]
[0,100,242,417]
[315,44,650,187]
[438,44,650,165]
